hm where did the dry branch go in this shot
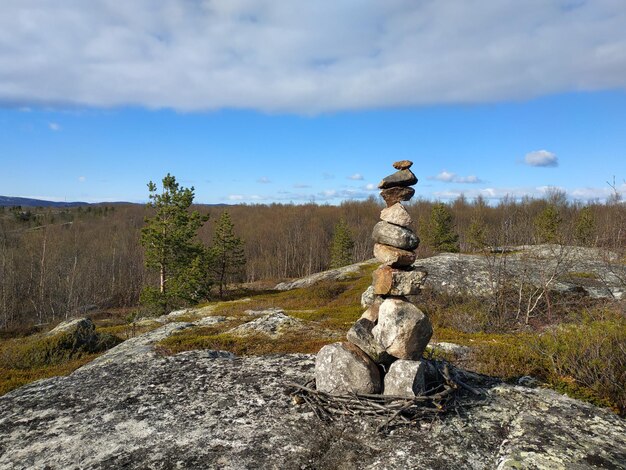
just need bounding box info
[286,361,485,432]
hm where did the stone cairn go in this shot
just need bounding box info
[315,160,432,397]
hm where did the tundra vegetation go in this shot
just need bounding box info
[0,188,624,414]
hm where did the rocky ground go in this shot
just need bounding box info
[1,319,625,470]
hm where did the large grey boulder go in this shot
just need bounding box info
[46,317,95,337]
[315,342,382,394]
[274,259,377,291]
[372,266,427,296]
[372,221,419,251]
[384,359,426,397]
[372,298,433,360]
[380,203,413,228]
[416,245,625,300]
[346,318,393,365]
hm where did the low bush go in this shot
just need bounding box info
[0,330,122,370]
[0,329,123,396]
[436,319,626,415]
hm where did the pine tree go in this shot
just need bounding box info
[534,205,562,243]
[574,207,596,246]
[426,203,460,253]
[210,211,246,298]
[330,218,355,268]
[140,174,209,312]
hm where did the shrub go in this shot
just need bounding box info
[0,331,122,370]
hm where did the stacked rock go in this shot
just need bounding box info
[315,160,432,397]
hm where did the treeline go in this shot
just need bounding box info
[0,193,624,330]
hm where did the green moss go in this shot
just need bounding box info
[0,331,121,370]
[97,321,161,339]
[157,327,334,357]
[0,354,100,396]
[0,328,124,396]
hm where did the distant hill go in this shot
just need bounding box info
[0,195,92,208]
[0,195,235,208]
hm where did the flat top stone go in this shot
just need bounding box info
[378,169,418,189]
[393,160,413,170]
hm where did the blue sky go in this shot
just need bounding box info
[1,1,625,204]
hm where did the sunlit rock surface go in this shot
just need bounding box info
[0,321,625,469]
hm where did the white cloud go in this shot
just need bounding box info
[434,183,626,202]
[348,173,364,181]
[1,1,625,113]
[524,150,558,167]
[293,183,311,188]
[78,176,86,183]
[257,176,271,184]
[227,194,244,201]
[364,183,377,191]
[48,122,61,131]
[432,170,455,182]
[429,170,482,183]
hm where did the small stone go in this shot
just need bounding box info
[372,221,419,251]
[346,319,393,365]
[384,360,426,397]
[315,342,382,395]
[380,203,412,228]
[373,243,416,267]
[393,160,413,170]
[380,186,415,206]
[427,341,470,357]
[378,169,418,189]
[228,312,302,338]
[372,298,433,360]
[361,285,376,308]
[372,266,427,296]
[518,376,540,388]
[360,303,380,322]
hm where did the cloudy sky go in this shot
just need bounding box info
[1,0,625,203]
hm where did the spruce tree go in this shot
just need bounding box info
[574,207,596,246]
[427,203,460,253]
[467,216,488,252]
[534,205,562,243]
[329,218,355,268]
[140,174,209,312]
[210,211,246,298]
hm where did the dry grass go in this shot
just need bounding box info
[158,327,337,357]
[0,354,100,396]
[434,319,626,415]
[96,321,162,340]
[0,329,123,397]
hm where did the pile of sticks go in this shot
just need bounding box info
[287,362,483,432]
